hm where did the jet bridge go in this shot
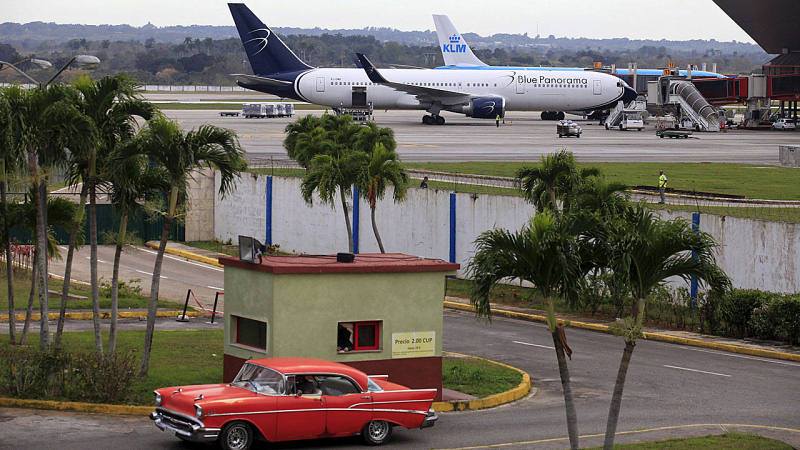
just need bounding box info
[655,78,721,132]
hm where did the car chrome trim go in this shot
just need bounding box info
[379,388,438,393]
[350,400,435,408]
[206,407,427,418]
[150,409,217,443]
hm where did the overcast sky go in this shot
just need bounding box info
[4,0,754,42]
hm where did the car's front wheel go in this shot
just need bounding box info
[362,420,393,445]
[219,421,254,450]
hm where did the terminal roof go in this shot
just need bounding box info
[219,253,460,274]
[713,0,800,54]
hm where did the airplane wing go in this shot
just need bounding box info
[355,53,470,106]
[231,73,293,87]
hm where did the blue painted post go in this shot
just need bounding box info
[265,176,273,245]
[352,186,360,254]
[690,212,700,308]
[449,192,456,263]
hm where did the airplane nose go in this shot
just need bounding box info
[622,86,638,104]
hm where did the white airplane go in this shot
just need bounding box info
[432,14,727,120]
[229,3,636,125]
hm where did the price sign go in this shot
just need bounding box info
[391,331,436,358]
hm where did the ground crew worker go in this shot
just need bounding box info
[496,114,501,127]
[658,170,668,204]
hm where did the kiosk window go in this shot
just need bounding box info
[337,321,381,352]
[235,316,267,350]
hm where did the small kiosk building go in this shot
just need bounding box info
[219,253,459,399]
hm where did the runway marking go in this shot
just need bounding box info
[512,340,554,350]
[207,286,224,291]
[663,364,731,377]
[434,423,800,449]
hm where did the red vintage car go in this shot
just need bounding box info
[150,357,438,449]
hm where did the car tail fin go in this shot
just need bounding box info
[228,3,311,75]
[432,14,487,67]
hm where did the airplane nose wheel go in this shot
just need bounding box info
[422,115,445,125]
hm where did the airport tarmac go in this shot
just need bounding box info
[161,109,799,163]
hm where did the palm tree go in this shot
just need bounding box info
[517,150,577,212]
[121,117,245,376]
[4,84,93,350]
[353,121,396,154]
[355,143,408,253]
[0,88,22,345]
[301,148,367,253]
[468,211,583,450]
[284,115,322,166]
[72,74,155,354]
[601,205,729,449]
[12,194,75,344]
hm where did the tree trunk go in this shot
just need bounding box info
[370,206,385,253]
[88,153,102,354]
[108,210,128,354]
[551,328,579,450]
[1,161,16,345]
[20,258,37,346]
[35,179,49,350]
[603,297,645,449]
[339,187,353,253]
[55,185,87,350]
[140,187,178,377]
[603,340,636,449]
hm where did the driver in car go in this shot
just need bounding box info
[295,375,320,395]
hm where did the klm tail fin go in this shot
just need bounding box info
[432,15,487,67]
[228,3,311,75]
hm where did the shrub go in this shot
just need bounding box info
[0,346,137,404]
[715,290,772,338]
[99,278,143,298]
[751,295,800,346]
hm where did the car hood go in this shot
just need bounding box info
[158,384,258,415]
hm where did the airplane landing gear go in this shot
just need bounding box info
[422,115,445,125]
[541,111,565,121]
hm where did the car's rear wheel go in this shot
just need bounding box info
[362,420,393,445]
[220,421,253,450]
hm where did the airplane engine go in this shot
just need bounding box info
[465,96,506,119]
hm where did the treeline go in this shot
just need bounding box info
[0,33,769,86]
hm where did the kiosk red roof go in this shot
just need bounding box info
[219,253,460,274]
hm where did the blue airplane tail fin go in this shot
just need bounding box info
[228,3,311,75]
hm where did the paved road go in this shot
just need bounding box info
[163,109,797,164]
[7,252,799,449]
[48,245,225,306]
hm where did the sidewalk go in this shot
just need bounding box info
[444,296,800,362]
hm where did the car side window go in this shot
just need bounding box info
[317,375,361,396]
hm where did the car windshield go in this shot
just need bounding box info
[627,113,643,120]
[232,363,285,395]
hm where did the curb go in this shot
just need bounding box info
[145,242,223,267]
[444,300,800,363]
[0,310,195,322]
[432,352,531,412]
[0,397,152,416]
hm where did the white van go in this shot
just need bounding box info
[773,118,796,131]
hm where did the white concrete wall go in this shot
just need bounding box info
[214,173,800,293]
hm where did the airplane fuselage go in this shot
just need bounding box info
[253,68,629,113]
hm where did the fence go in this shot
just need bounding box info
[212,173,800,294]
[9,203,184,245]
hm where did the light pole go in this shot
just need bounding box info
[0,54,100,87]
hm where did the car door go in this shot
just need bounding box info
[274,375,326,441]
[318,375,372,436]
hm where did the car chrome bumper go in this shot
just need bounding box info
[421,409,438,429]
[150,409,219,443]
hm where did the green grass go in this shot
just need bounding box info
[406,162,800,201]
[442,356,522,398]
[590,433,792,449]
[156,102,323,111]
[0,329,224,405]
[186,240,238,257]
[0,269,179,312]
[648,203,800,224]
